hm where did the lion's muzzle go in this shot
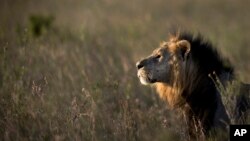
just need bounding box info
[137,68,156,85]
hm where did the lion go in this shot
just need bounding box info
[136,32,249,140]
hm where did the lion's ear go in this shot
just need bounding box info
[176,40,191,60]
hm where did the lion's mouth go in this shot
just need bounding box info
[137,70,157,85]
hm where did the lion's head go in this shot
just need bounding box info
[136,38,193,107]
[136,38,191,86]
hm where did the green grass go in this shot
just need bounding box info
[0,0,249,140]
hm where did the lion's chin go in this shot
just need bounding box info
[139,77,151,85]
[137,70,157,85]
[139,76,157,85]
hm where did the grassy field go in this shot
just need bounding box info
[0,0,250,140]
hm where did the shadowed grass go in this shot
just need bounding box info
[0,0,250,140]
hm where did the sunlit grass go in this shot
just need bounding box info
[0,0,249,140]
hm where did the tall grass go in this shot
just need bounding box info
[0,0,249,140]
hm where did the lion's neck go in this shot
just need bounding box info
[155,83,184,108]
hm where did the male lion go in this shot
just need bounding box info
[136,32,249,140]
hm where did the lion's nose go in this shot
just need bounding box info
[136,61,144,69]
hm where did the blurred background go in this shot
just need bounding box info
[0,0,250,140]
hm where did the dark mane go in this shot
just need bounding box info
[174,33,233,138]
[178,32,234,76]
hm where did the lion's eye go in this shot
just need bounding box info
[156,55,161,59]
